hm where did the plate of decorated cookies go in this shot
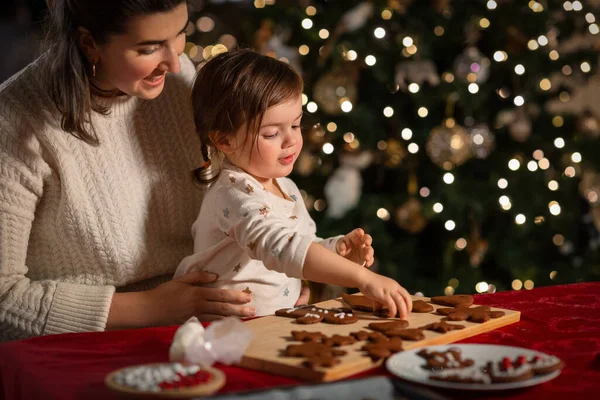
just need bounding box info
[105,362,226,398]
[386,344,563,391]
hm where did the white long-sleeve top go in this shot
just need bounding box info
[175,159,341,316]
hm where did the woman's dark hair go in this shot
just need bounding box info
[191,49,304,183]
[43,0,186,145]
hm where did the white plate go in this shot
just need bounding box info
[386,344,561,391]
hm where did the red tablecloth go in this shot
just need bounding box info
[1,282,599,400]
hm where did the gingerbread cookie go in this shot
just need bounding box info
[341,292,374,311]
[486,357,534,383]
[367,320,409,333]
[303,355,341,368]
[384,328,425,341]
[529,354,564,375]
[284,342,347,358]
[323,311,358,325]
[349,330,370,341]
[323,334,356,347]
[361,337,403,361]
[429,367,491,384]
[291,330,325,342]
[296,313,324,324]
[275,305,314,318]
[417,347,474,371]
[430,295,474,308]
[412,300,435,313]
[436,305,505,323]
[419,321,465,333]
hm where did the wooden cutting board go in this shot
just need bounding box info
[239,295,520,381]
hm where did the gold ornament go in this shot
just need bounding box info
[395,198,427,234]
[307,123,327,144]
[509,110,532,143]
[313,65,358,115]
[469,123,495,159]
[384,139,407,167]
[579,169,600,206]
[453,47,490,84]
[578,110,600,139]
[426,120,472,168]
[295,152,317,177]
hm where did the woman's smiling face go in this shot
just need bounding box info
[90,2,188,99]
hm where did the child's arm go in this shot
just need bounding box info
[303,242,413,319]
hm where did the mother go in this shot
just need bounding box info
[0,0,291,341]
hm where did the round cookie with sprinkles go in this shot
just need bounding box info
[105,363,225,397]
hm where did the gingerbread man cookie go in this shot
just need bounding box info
[291,330,325,342]
[323,334,356,347]
[361,337,404,361]
[419,320,465,333]
[436,305,505,323]
[430,295,474,307]
[417,347,474,371]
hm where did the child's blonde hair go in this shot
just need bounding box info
[191,49,304,183]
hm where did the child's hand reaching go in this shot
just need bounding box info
[336,228,374,267]
[359,272,413,319]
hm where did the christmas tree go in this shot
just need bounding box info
[187,0,600,296]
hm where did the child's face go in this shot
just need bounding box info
[228,95,303,184]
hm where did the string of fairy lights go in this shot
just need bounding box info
[185,1,599,294]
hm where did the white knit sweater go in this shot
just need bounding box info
[0,54,204,341]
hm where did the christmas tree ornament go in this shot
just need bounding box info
[579,169,600,206]
[395,60,440,90]
[466,219,488,267]
[307,123,327,144]
[295,152,316,177]
[395,198,427,234]
[426,120,473,168]
[453,47,491,84]
[578,110,600,139]
[383,139,407,167]
[509,110,532,143]
[313,65,359,115]
[324,151,373,218]
[319,2,374,62]
[387,0,414,14]
[469,123,495,159]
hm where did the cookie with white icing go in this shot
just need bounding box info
[486,357,534,383]
[323,311,359,324]
[429,366,492,384]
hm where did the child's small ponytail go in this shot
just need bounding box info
[193,142,219,186]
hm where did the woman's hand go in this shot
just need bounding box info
[107,271,256,329]
[336,228,375,267]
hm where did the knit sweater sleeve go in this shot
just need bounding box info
[213,174,313,279]
[0,116,114,341]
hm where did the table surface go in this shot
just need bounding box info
[1,282,599,400]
